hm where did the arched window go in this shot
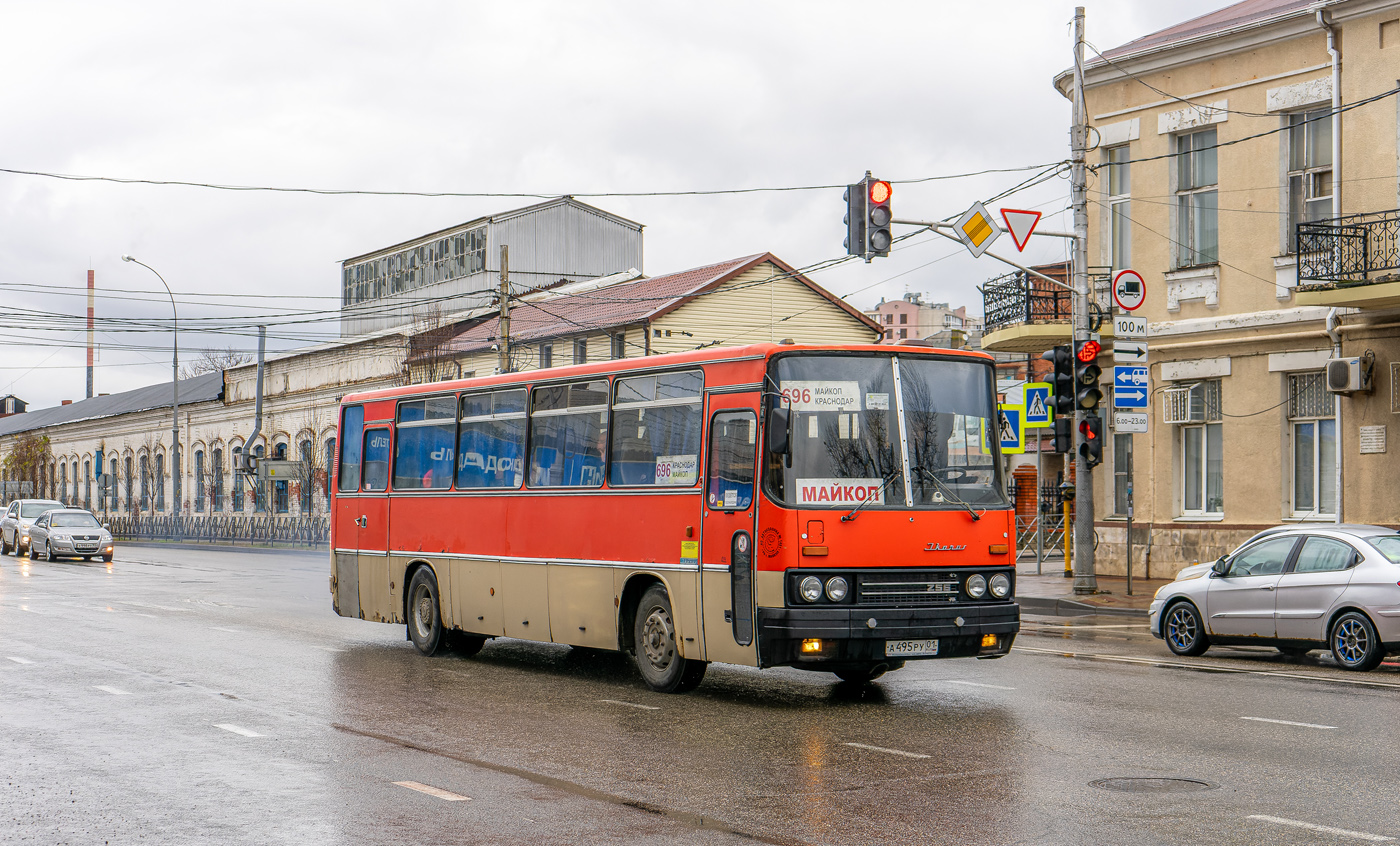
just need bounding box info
[155,454,165,511]
[139,455,150,511]
[212,448,224,512]
[194,450,205,512]
[324,437,336,509]
[299,439,313,514]
[253,445,266,512]
[84,459,92,510]
[274,443,289,514]
[232,447,244,512]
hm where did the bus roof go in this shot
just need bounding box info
[339,342,994,406]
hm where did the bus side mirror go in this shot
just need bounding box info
[766,408,790,456]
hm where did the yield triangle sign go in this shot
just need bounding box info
[1000,208,1042,252]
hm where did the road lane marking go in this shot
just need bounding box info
[213,723,264,738]
[394,781,471,801]
[598,699,660,710]
[1241,716,1337,730]
[942,680,1016,690]
[1247,815,1394,842]
[843,742,930,759]
[212,627,240,633]
[1013,645,1400,690]
[6,656,34,664]
[94,685,131,695]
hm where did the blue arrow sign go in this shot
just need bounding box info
[1113,366,1149,409]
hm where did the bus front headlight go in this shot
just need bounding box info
[989,573,1011,598]
[825,576,849,602]
[799,576,823,603]
[966,574,987,598]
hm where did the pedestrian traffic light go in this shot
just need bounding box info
[1051,417,1072,453]
[1079,415,1103,468]
[1041,345,1075,416]
[843,181,866,258]
[1074,339,1103,411]
[866,178,893,258]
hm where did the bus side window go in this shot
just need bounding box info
[610,371,703,487]
[458,389,527,489]
[528,380,609,488]
[707,411,757,511]
[338,405,365,492]
[362,428,391,492]
[393,396,456,490]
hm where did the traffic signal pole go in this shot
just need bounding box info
[1070,6,1097,595]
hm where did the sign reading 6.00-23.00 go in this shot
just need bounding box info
[779,381,862,411]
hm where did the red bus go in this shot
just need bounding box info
[330,342,1018,692]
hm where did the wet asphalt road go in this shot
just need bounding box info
[2,546,1399,846]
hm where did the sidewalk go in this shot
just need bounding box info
[1016,561,1169,618]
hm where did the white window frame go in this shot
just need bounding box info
[1175,380,1222,517]
[1286,108,1333,252]
[1106,145,1131,272]
[1287,371,1337,519]
[1174,128,1218,269]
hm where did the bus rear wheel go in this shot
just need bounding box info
[633,584,706,693]
[407,567,445,656]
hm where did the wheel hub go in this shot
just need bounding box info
[413,588,433,638]
[641,608,674,669]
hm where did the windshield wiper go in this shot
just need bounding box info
[840,467,902,523]
[913,467,982,522]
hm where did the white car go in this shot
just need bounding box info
[26,509,115,563]
[1149,524,1400,671]
[1,499,65,556]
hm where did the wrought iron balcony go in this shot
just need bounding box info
[1295,209,1400,308]
[980,264,1111,353]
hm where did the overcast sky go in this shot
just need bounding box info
[0,0,1226,409]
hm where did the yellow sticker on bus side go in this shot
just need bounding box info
[680,541,699,565]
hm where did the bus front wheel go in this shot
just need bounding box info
[407,567,445,656]
[633,584,706,693]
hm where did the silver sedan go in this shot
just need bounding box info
[1149,525,1400,671]
[26,509,115,563]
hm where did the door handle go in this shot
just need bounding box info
[356,516,368,528]
[1260,585,1275,591]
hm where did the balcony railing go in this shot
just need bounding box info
[982,266,1112,333]
[1297,209,1400,286]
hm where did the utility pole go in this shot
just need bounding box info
[1071,6,1098,594]
[498,245,511,374]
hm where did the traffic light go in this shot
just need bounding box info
[1079,415,1103,467]
[1074,339,1103,411]
[866,178,892,258]
[843,182,866,258]
[1051,417,1072,453]
[1041,345,1075,417]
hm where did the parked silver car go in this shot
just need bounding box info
[26,509,115,563]
[1149,525,1400,671]
[0,499,65,556]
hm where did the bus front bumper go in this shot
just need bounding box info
[755,603,1019,668]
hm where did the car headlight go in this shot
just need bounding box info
[966,574,987,598]
[989,573,1011,598]
[825,576,849,602]
[799,576,823,603]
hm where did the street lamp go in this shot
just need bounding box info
[121,255,180,516]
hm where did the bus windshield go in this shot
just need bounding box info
[766,354,1007,510]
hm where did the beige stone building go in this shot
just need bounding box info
[985,0,1400,576]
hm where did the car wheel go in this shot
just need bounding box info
[633,584,707,693]
[27,542,38,560]
[1163,601,1210,656]
[1330,611,1384,672]
[45,541,58,562]
[406,567,445,656]
[102,553,113,563]
[1,534,10,555]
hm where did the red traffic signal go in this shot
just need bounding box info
[868,180,892,204]
[1076,339,1101,362]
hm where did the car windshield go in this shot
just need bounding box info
[1369,535,1400,563]
[21,502,63,518]
[764,353,1007,510]
[51,513,101,528]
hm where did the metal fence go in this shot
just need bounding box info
[1297,209,1400,285]
[106,514,329,547]
[983,266,1114,333]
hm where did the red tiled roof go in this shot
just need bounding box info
[1100,0,1319,60]
[430,252,876,357]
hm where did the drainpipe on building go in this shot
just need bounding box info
[1318,9,1342,525]
[1327,308,1343,524]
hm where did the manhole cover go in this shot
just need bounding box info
[1091,777,1215,794]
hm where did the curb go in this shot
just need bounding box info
[1019,595,1150,618]
[119,540,327,558]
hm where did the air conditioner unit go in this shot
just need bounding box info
[1326,357,1372,394]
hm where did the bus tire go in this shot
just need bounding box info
[407,567,445,656]
[633,584,707,693]
[448,631,487,657]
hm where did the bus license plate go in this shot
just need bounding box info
[885,639,938,657]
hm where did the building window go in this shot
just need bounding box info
[1177,380,1223,516]
[1106,144,1131,271]
[1289,371,1336,518]
[611,332,627,360]
[139,455,150,511]
[155,454,165,512]
[194,451,204,512]
[274,444,289,514]
[574,338,588,365]
[232,447,244,512]
[884,330,893,340]
[112,458,120,511]
[899,313,908,324]
[59,463,67,504]
[213,448,224,512]
[898,328,908,339]
[1287,108,1333,251]
[539,342,553,369]
[300,440,313,513]
[324,439,335,508]
[1175,128,1218,267]
[83,459,91,510]
[1112,432,1132,515]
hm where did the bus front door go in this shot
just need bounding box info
[699,397,760,667]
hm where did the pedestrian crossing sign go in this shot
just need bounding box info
[1024,382,1051,427]
[998,404,1025,454]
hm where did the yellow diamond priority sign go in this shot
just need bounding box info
[955,201,1002,258]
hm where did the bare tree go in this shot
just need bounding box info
[180,346,253,380]
[4,432,51,501]
[403,304,461,385]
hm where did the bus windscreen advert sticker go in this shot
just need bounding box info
[779,381,861,411]
[796,478,885,506]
